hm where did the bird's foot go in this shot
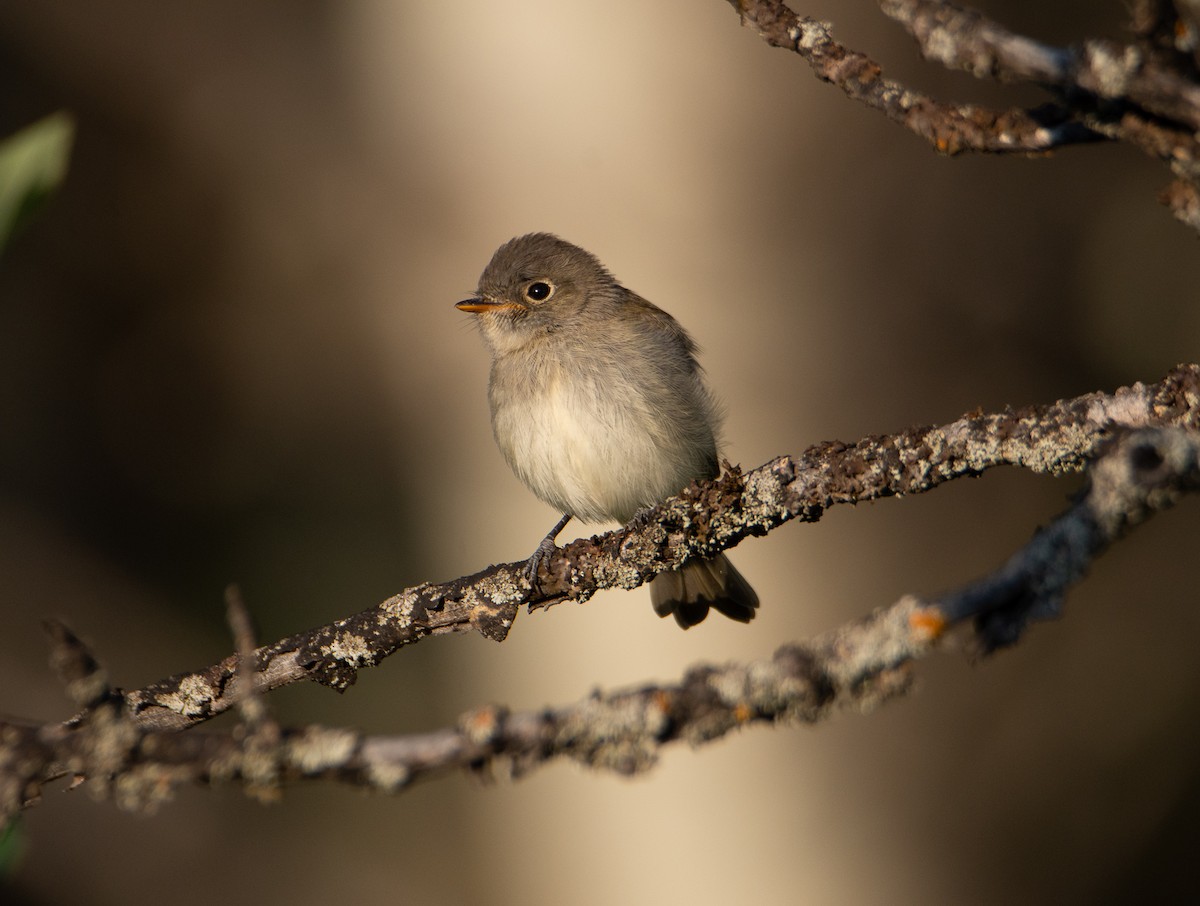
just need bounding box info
[524,513,572,590]
[525,536,558,587]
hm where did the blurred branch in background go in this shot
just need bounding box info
[1,369,1197,826]
[729,0,1200,229]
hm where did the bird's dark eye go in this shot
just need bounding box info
[524,281,554,302]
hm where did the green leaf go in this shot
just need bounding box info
[0,111,75,252]
[0,815,23,877]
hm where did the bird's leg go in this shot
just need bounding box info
[526,513,572,588]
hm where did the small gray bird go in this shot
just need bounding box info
[456,233,758,628]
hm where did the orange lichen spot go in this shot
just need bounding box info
[465,706,499,738]
[858,63,882,85]
[1176,19,1189,39]
[936,135,951,153]
[733,702,754,723]
[652,690,673,714]
[909,607,947,641]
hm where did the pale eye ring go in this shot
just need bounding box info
[524,280,554,303]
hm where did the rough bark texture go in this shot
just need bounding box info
[1,367,1197,823]
[730,0,1200,227]
[108,364,1199,736]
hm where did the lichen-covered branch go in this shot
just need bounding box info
[881,0,1200,131]
[2,426,1195,821]
[114,364,1199,734]
[727,0,1200,227]
[729,0,1103,154]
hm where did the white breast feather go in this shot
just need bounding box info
[491,352,709,523]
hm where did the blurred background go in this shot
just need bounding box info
[1,1,1198,903]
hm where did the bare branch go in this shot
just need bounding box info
[3,427,1195,819]
[728,0,1103,154]
[727,0,1200,225]
[106,364,1199,733]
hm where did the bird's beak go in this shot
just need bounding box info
[455,297,523,314]
[455,297,493,313]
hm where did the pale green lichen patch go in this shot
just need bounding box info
[923,26,959,69]
[239,743,282,795]
[1087,383,1150,428]
[708,664,754,708]
[111,764,182,813]
[1018,421,1094,474]
[554,693,667,775]
[157,674,219,717]
[322,631,373,666]
[204,742,244,783]
[379,588,420,624]
[470,571,527,608]
[285,725,358,773]
[457,571,527,632]
[364,758,411,793]
[1086,42,1139,98]
[600,538,651,589]
[753,658,820,721]
[793,20,831,52]
[459,704,505,746]
[79,708,140,778]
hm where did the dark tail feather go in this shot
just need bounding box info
[650,553,758,630]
